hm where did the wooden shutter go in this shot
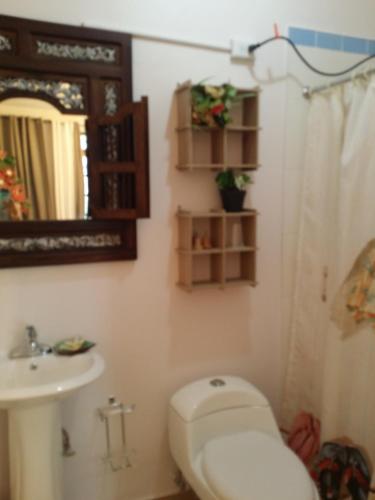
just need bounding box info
[87,97,149,219]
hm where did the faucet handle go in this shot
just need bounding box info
[9,325,51,359]
[26,325,37,341]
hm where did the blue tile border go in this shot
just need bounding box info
[342,36,368,54]
[369,40,375,55]
[288,27,375,55]
[289,27,316,48]
[316,32,342,51]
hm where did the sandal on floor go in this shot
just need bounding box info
[342,447,371,500]
[313,442,347,500]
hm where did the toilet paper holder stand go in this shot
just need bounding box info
[98,396,135,471]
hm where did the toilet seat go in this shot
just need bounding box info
[201,430,315,500]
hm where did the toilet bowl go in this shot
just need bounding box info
[168,376,320,500]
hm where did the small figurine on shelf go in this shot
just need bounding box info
[192,232,203,251]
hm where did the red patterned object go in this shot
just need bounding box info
[287,411,321,464]
[0,150,28,219]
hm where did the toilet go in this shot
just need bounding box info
[168,376,320,500]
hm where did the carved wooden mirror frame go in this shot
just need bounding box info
[0,14,145,268]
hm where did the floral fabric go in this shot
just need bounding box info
[332,239,375,335]
[346,243,375,324]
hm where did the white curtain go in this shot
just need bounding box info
[52,121,84,220]
[282,76,375,463]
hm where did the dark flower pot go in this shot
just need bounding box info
[220,188,246,212]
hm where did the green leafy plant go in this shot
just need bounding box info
[191,82,254,128]
[215,170,251,191]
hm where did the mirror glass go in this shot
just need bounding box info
[0,98,88,221]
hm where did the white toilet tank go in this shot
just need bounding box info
[168,376,281,472]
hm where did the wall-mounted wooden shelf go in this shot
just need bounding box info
[175,82,260,171]
[174,81,259,291]
[177,209,257,291]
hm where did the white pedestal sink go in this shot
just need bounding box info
[0,352,105,500]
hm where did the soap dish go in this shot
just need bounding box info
[54,337,96,356]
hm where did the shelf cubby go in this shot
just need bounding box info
[191,253,223,289]
[225,251,256,286]
[228,89,259,127]
[177,251,223,291]
[225,212,256,250]
[177,210,224,252]
[177,127,224,169]
[226,129,258,167]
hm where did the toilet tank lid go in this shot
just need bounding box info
[170,376,269,422]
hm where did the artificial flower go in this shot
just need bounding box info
[204,85,225,99]
[210,103,225,115]
[11,184,26,203]
[191,82,249,128]
[0,173,5,187]
[0,151,28,219]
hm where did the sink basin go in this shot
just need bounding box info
[2,351,105,500]
[0,352,104,408]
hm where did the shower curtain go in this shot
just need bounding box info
[282,76,375,464]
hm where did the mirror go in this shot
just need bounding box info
[0,98,88,221]
[0,14,140,268]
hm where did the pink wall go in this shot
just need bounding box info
[0,1,374,499]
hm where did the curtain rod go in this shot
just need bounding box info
[303,66,375,98]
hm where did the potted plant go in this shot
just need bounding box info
[215,170,251,212]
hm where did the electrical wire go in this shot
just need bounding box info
[248,36,375,77]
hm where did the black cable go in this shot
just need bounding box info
[249,36,375,78]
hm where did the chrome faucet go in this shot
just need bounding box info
[9,325,52,359]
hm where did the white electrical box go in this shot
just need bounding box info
[230,38,255,61]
